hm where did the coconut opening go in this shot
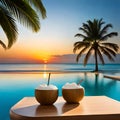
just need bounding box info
[62,82,83,89]
[36,84,58,90]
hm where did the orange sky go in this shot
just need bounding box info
[0,0,120,63]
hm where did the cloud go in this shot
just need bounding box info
[50,54,76,63]
[50,54,120,64]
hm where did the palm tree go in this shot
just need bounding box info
[73,19,119,71]
[0,0,46,48]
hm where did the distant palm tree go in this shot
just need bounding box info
[73,19,119,71]
[0,0,46,48]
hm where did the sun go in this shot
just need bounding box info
[44,60,47,63]
[43,58,48,64]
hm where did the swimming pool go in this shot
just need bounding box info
[0,72,120,120]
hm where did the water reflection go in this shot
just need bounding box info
[80,73,117,96]
[43,64,47,79]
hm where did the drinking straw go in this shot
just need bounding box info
[47,73,51,86]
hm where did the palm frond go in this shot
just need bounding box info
[74,33,86,38]
[0,40,7,49]
[83,37,93,41]
[27,0,46,19]
[84,47,93,66]
[1,0,40,32]
[101,32,118,41]
[87,20,93,28]
[98,18,105,29]
[79,27,90,36]
[0,5,18,48]
[76,47,90,62]
[99,45,117,56]
[104,47,117,56]
[97,48,104,65]
[74,41,88,47]
[73,46,79,53]
[99,47,114,61]
[74,41,81,46]
[73,41,90,53]
[82,23,91,32]
[101,42,119,52]
[73,42,85,53]
[99,24,112,36]
[0,0,5,7]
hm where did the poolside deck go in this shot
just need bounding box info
[10,96,120,120]
[104,74,120,80]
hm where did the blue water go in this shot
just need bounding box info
[0,63,120,72]
[0,63,120,120]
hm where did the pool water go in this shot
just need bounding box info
[0,72,120,120]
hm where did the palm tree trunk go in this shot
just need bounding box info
[95,50,98,71]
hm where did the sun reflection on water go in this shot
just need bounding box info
[43,64,47,79]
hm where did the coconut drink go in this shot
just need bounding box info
[62,82,84,104]
[35,73,58,105]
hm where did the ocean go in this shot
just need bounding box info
[0,63,120,120]
[0,63,120,73]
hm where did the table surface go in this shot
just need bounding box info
[10,96,120,120]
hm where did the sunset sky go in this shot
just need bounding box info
[0,0,120,63]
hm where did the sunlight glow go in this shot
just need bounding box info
[30,50,51,63]
[43,58,48,63]
[43,64,47,78]
[43,72,47,79]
